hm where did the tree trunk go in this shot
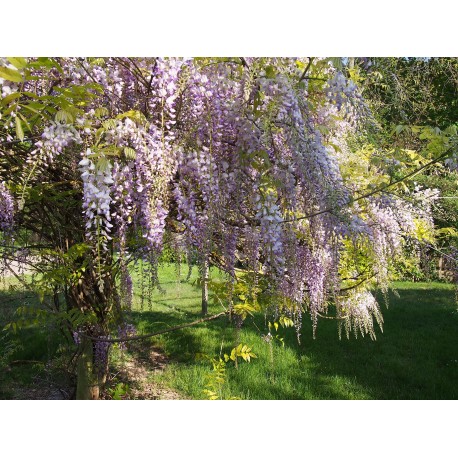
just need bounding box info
[69,261,114,400]
[201,258,209,315]
[76,337,110,400]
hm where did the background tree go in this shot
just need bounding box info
[354,57,458,281]
[358,57,458,130]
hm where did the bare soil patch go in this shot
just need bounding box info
[102,343,185,400]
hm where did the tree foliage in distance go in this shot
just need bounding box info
[354,57,458,279]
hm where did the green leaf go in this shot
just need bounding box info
[116,110,147,124]
[102,119,117,130]
[1,92,22,105]
[21,91,39,99]
[95,127,105,144]
[265,65,276,79]
[436,227,458,238]
[3,101,16,115]
[0,66,23,82]
[15,116,24,141]
[394,124,408,135]
[329,57,344,70]
[279,316,294,328]
[7,57,27,69]
[123,147,136,160]
[94,107,109,118]
[18,113,31,132]
[50,58,64,74]
[28,57,55,69]
[55,110,74,123]
[22,103,44,115]
[327,142,342,153]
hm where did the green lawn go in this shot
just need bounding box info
[0,276,68,399]
[127,265,458,400]
[1,265,457,399]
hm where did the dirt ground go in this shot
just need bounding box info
[102,343,184,400]
[3,344,183,400]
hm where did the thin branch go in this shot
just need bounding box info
[302,77,327,82]
[82,310,230,343]
[126,58,151,87]
[0,136,40,146]
[282,146,455,224]
[339,273,377,292]
[317,312,347,320]
[2,261,33,288]
[299,57,314,82]
[239,57,249,68]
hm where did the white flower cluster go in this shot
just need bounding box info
[340,290,383,340]
[31,122,81,164]
[104,118,138,147]
[255,192,284,270]
[79,149,114,250]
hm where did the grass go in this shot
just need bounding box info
[128,265,458,400]
[0,276,69,399]
[1,264,457,399]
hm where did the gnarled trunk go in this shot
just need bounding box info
[76,337,109,400]
[68,261,114,400]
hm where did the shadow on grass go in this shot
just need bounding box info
[128,285,458,399]
[0,290,71,399]
[2,284,457,399]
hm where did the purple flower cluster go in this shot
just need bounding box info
[325,70,368,122]
[363,192,433,290]
[72,330,82,345]
[30,122,81,165]
[112,161,135,254]
[94,339,111,372]
[0,181,14,232]
[117,323,137,350]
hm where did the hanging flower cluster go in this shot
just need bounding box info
[339,290,384,340]
[0,181,14,232]
[30,122,81,165]
[79,149,114,249]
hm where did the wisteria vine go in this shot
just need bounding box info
[0,57,444,347]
